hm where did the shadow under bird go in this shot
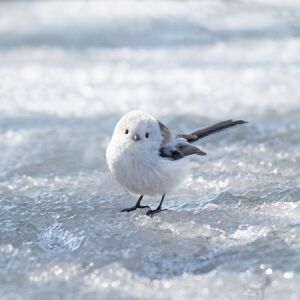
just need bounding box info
[106,111,247,216]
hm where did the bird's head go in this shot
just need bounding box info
[110,111,163,153]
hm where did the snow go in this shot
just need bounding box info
[0,0,300,299]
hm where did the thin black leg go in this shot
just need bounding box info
[146,194,166,217]
[121,195,149,212]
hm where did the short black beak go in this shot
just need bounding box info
[132,134,141,141]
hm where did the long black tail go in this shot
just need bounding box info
[180,120,247,143]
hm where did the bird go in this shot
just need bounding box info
[106,110,247,216]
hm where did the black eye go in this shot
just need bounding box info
[125,129,129,135]
[145,132,149,138]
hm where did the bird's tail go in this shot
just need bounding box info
[180,120,247,143]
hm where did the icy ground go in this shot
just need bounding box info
[0,0,300,299]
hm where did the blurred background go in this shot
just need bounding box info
[0,1,299,299]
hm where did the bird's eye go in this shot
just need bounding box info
[125,129,129,135]
[145,132,149,138]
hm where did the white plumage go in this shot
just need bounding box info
[106,111,188,197]
[106,110,246,216]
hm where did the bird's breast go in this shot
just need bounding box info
[106,142,187,196]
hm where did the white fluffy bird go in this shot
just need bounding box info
[106,111,246,216]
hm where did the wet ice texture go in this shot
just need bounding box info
[0,0,300,299]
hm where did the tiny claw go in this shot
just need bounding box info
[121,205,150,213]
[138,205,150,209]
[121,207,137,212]
[146,210,154,217]
[146,209,162,217]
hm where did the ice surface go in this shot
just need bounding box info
[0,0,300,299]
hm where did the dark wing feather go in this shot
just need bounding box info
[158,119,247,161]
[180,120,247,143]
[160,142,206,160]
[160,148,184,160]
[158,121,173,144]
[179,143,206,157]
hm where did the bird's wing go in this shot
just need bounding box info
[160,141,206,160]
[158,121,173,144]
[158,119,247,160]
[179,119,247,143]
[158,121,206,160]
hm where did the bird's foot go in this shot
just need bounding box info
[121,205,150,212]
[146,208,166,217]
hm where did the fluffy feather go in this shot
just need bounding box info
[106,111,246,197]
[106,111,188,196]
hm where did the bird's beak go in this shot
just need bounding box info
[132,134,141,141]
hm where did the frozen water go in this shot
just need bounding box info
[0,0,300,299]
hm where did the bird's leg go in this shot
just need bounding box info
[146,194,166,217]
[120,195,149,212]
